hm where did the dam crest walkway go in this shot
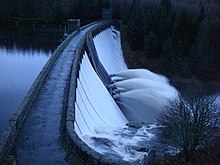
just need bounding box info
[14,23,101,165]
[0,20,133,165]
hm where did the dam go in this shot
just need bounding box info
[0,20,178,164]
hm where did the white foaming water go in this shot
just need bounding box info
[83,124,156,162]
[111,69,168,83]
[109,78,173,93]
[75,53,155,162]
[76,27,180,162]
[214,93,220,111]
[93,26,127,74]
[111,69,179,123]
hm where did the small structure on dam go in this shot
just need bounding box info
[66,19,80,34]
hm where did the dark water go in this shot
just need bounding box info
[0,24,63,136]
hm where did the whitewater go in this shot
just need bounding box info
[74,26,179,162]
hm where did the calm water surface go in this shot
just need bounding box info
[0,25,63,135]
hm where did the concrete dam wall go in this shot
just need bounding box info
[67,21,178,164]
[67,22,153,164]
[0,20,178,164]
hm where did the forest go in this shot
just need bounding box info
[0,0,111,22]
[0,0,219,82]
[124,0,220,83]
[0,1,219,164]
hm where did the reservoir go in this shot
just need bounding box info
[0,24,63,136]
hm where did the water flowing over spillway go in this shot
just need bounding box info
[93,26,127,74]
[75,52,155,162]
[75,52,128,136]
[75,26,179,162]
[110,69,179,123]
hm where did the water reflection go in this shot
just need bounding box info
[0,25,63,52]
[0,25,63,136]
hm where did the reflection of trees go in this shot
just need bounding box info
[0,25,63,53]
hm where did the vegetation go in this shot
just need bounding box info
[157,96,220,160]
[126,0,146,50]
[0,0,112,22]
[124,0,220,82]
[0,0,219,164]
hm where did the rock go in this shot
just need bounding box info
[91,137,114,147]
[126,122,143,129]
[137,147,149,153]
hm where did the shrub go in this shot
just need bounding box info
[157,96,220,158]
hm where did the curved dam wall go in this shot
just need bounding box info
[66,21,134,164]
[0,23,85,163]
[75,52,127,137]
[0,21,99,163]
[93,26,127,74]
[66,21,161,164]
[66,21,178,164]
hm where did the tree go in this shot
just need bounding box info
[0,0,17,20]
[144,31,159,58]
[160,0,171,15]
[126,0,146,50]
[102,0,111,8]
[190,19,217,81]
[195,6,205,27]
[157,96,220,159]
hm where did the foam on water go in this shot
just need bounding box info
[111,69,179,123]
[110,69,168,83]
[109,78,174,93]
[83,125,155,162]
[75,53,155,163]
[75,27,181,162]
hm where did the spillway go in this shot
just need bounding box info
[73,27,156,163]
[75,52,128,137]
[0,21,178,164]
[93,26,127,74]
[71,25,178,163]
[74,52,155,162]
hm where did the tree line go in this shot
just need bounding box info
[0,0,219,81]
[0,0,111,22]
[124,0,220,81]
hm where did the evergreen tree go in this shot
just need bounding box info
[160,0,171,15]
[53,0,64,21]
[159,38,178,77]
[162,37,173,57]
[103,0,111,8]
[154,0,173,55]
[126,0,146,50]
[17,0,34,18]
[195,6,205,26]
[144,31,159,58]
[191,20,216,81]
